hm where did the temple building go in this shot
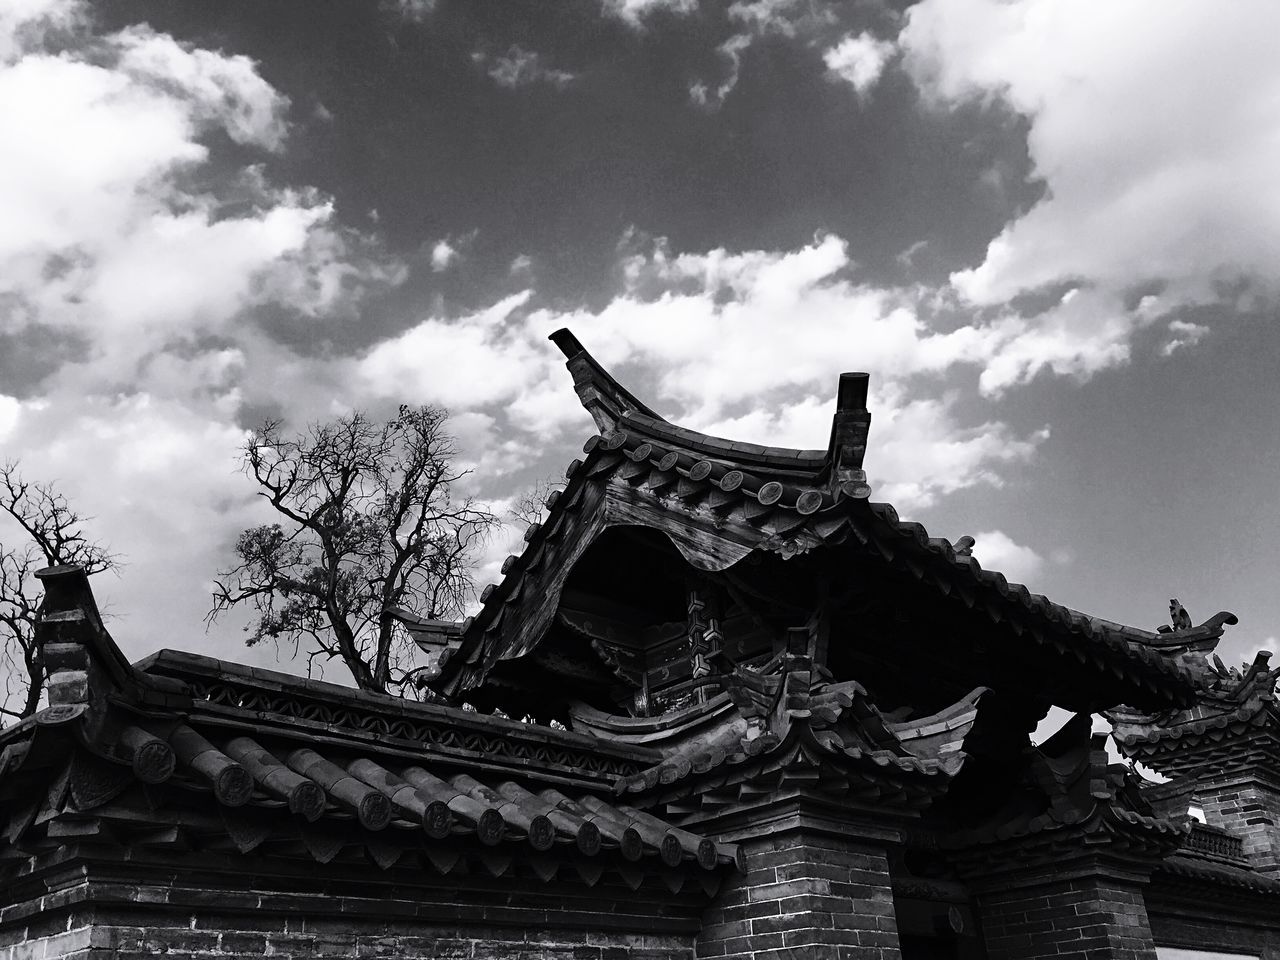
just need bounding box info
[1,330,1279,959]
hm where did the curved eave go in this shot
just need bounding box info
[0,704,740,879]
[858,502,1200,706]
[1112,698,1280,750]
[551,327,828,478]
[616,720,951,813]
[1157,854,1280,895]
[432,331,1201,708]
[431,429,1202,708]
[550,328,666,427]
[619,411,827,479]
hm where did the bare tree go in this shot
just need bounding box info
[209,405,497,694]
[0,463,115,721]
[507,476,565,529]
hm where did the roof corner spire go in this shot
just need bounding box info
[34,564,185,723]
[548,328,663,434]
[828,372,871,498]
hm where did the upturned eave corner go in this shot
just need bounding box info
[32,563,188,721]
[427,330,1214,716]
[548,327,665,434]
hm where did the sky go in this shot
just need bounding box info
[1,0,1278,701]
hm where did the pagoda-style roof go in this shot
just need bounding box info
[0,566,741,895]
[1110,649,1280,779]
[940,714,1191,880]
[418,330,1202,716]
[610,638,987,823]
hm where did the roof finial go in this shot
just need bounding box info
[548,329,663,434]
[828,372,871,498]
[1168,598,1193,632]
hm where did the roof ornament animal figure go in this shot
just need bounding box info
[1169,598,1193,632]
[954,535,975,558]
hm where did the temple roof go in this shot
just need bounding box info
[548,329,838,481]
[1110,649,1280,778]
[609,645,987,822]
[0,566,741,889]
[419,331,1205,712]
[940,714,1191,878]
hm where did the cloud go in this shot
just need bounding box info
[353,232,1051,510]
[823,32,896,97]
[701,393,1046,512]
[431,238,458,272]
[688,33,750,110]
[358,291,548,412]
[1160,319,1209,357]
[113,25,290,150]
[0,395,19,440]
[474,46,575,90]
[726,0,809,35]
[0,3,404,394]
[602,0,697,29]
[385,0,436,22]
[690,0,835,109]
[968,529,1047,585]
[1,0,76,64]
[0,389,260,663]
[0,1,405,668]
[901,0,1280,376]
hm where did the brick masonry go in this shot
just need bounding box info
[1197,776,1280,874]
[12,918,691,960]
[1148,909,1280,960]
[695,830,900,960]
[976,875,1157,960]
[0,878,697,960]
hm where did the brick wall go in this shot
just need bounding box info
[1,878,696,960]
[1148,909,1280,960]
[976,875,1157,960]
[16,917,690,960]
[696,831,900,960]
[1197,777,1280,874]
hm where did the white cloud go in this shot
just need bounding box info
[700,392,1046,512]
[113,26,289,150]
[0,395,20,441]
[0,2,403,391]
[968,529,1047,585]
[727,0,807,36]
[386,0,436,22]
[974,287,1139,395]
[1160,319,1209,357]
[690,0,833,109]
[823,32,896,96]
[1,390,262,663]
[475,46,575,90]
[901,0,1280,378]
[0,2,404,670]
[689,34,751,110]
[581,233,1004,420]
[359,291,548,411]
[0,0,76,65]
[602,0,697,29]
[431,238,458,272]
[354,233,1052,507]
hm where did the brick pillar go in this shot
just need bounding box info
[1196,775,1280,874]
[698,829,901,960]
[975,874,1158,960]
